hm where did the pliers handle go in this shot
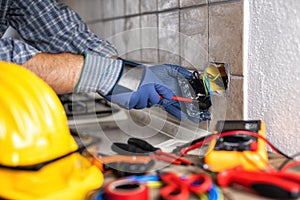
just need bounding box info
[111,138,193,165]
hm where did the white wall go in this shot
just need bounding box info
[246,0,300,155]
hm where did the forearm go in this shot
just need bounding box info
[23,53,84,94]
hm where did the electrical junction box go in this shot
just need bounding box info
[204,120,268,172]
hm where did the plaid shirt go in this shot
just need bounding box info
[0,0,118,64]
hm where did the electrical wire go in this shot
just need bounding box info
[278,152,300,171]
[180,130,292,160]
[279,160,300,172]
[202,63,221,97]
[202,72,211,97]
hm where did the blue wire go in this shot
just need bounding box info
[208,184,222,200]
[204,75,212,100]
[94,189,105,200]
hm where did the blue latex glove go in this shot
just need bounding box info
[102,60,209,123]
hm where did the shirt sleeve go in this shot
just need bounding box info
[6,0,118,58]
[0,38,41,64]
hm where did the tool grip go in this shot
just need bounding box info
[99,155,152,164]
[218,169,300,199]
[128,138,159,152]
[111,143,150,155]
[159,95,193,103]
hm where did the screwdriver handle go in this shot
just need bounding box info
[159,95,194,103]
[171,96,194,102]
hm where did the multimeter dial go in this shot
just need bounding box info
[214,120,260,151]
[214,134,256,151]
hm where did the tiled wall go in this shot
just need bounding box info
[61,0,243,129]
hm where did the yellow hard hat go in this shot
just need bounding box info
[0,61,103,200]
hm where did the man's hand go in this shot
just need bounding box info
[102,60,208,122]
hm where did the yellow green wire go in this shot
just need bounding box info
[202,70,221,97]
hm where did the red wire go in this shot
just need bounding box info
[157,150,193,165]
[221,131,282,154]
[280,161,300,172]
[180,130,289,158]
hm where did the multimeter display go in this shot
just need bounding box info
[204,120,268,172]
[214,135,256,151]
[214,120,261,152]
[216,120,261,133]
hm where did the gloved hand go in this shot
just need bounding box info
[103,60,210,123]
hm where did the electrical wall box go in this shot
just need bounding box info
[204,120,268,172]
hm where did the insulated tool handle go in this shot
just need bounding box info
[99,155,153,164]
[128,138,193,165]
[106,161,155,176]
[159,95,194,103]
[111,143,150,155]
[128,138,160,152]
[275,172,300,184]
[96,155,155,176]
[217,167,300,199]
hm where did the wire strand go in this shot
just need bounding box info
[278,152,300,170]
[279,160,300,172]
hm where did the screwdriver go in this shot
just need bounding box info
[159,95,204,103]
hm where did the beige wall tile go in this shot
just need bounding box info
[125,0,140,15]
[112,19,127,56]
[158,11,180,64]
[113,0,125,17]
[209,1,243,75]
[124,17,141,60]
[180,0,207,7]
[141,0,157,13]
[88,21,114,42]
[179,7,208,70]
[60,0,102,21]
[101,0,115,19]
[209,0,231,3]
[208,78,243,131]
[141,14,159,63]
[158,0,178,11]
[225,77,243,119]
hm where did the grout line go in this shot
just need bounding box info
[156,0,160,63]
[178,0,181,65]
[209,0,241,7]
[139,0,142,60]
[86,0,242,24]
[112,0,116,37]
[230,74,244,78]
[207,0,210,63]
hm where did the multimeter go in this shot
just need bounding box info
[204,120,268,172]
